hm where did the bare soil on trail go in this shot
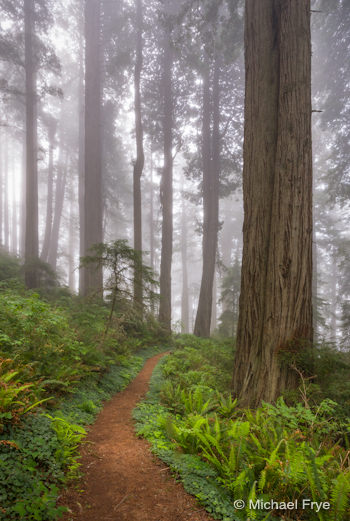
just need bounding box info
[61,353,214,521]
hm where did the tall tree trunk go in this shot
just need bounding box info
[220,198,234,269]
[0,131,3,247]
[41,122,56,262]
[194,54,220,337]
[181,192,189,334]
[11,202,18,255]
[232,0,313,407]
[133,0,145,311]
[24,0,39,288]
[312,175,318,342]
[82,0,103,296]
[149,146,156,313]
[68,192,76,292]
[4,133,9,251]
[149,145,155,273]
[78,8,85,295]
[210,269,217,333]
[330,251,337,341]
[19,142,26,257]
[47,152,68,271]
[11,145,18,254]
[158,32,174,331]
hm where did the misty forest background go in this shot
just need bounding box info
[1,1,350,521]
[0,0,348,343]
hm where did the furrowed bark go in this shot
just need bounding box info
[233,0,313,407]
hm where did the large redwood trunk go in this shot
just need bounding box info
[232,0,313,407]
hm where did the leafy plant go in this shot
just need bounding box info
[0,359,51,431]
[135,341,350,521]
[45,414,87,480]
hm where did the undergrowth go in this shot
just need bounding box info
[134,337,350,521]
[0,276,165,521]
[0,346,162,521]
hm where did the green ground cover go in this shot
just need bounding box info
[134,336,350,521]
[0,285,164,520]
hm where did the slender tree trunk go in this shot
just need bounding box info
[133,0,145,311]
[149,145,155,273]
[68,193,76,292]
[4,133,9,251]
[47,152,68,271]
[194,55,220,337]
[220,198,234,268]
[20,142,26,257]
[232,0,313,407]
[41,123,56,262]
[0,131,3,247]
[312,175,318,342]
[149,146,156,313]
[330,252,337,341]
[11,145,18,254]
[24,0,39,288]
[181,191,189,334]
[82,0,103,296]
[210,269,217,333]
[158,32,174,331]
[11,201,18,256]
[78,9,85,295]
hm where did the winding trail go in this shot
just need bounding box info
[61,353,213,521]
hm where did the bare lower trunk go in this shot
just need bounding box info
[312,188,318,342]
[149,147,155,313]
[233,0,313,407]
[47,153,68,271]
[11,206,18,255]
[68,194,76,292]
[11,148,18,254]
[220,198,234,269]
[181,193,189,334]
[210,270,217,333]
[330,255,337,341]
[41,124,56,262]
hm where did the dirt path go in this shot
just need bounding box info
[61,353,213,521]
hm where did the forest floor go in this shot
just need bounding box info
[60,352,213,521]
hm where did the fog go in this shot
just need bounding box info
[0,0,349,342]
